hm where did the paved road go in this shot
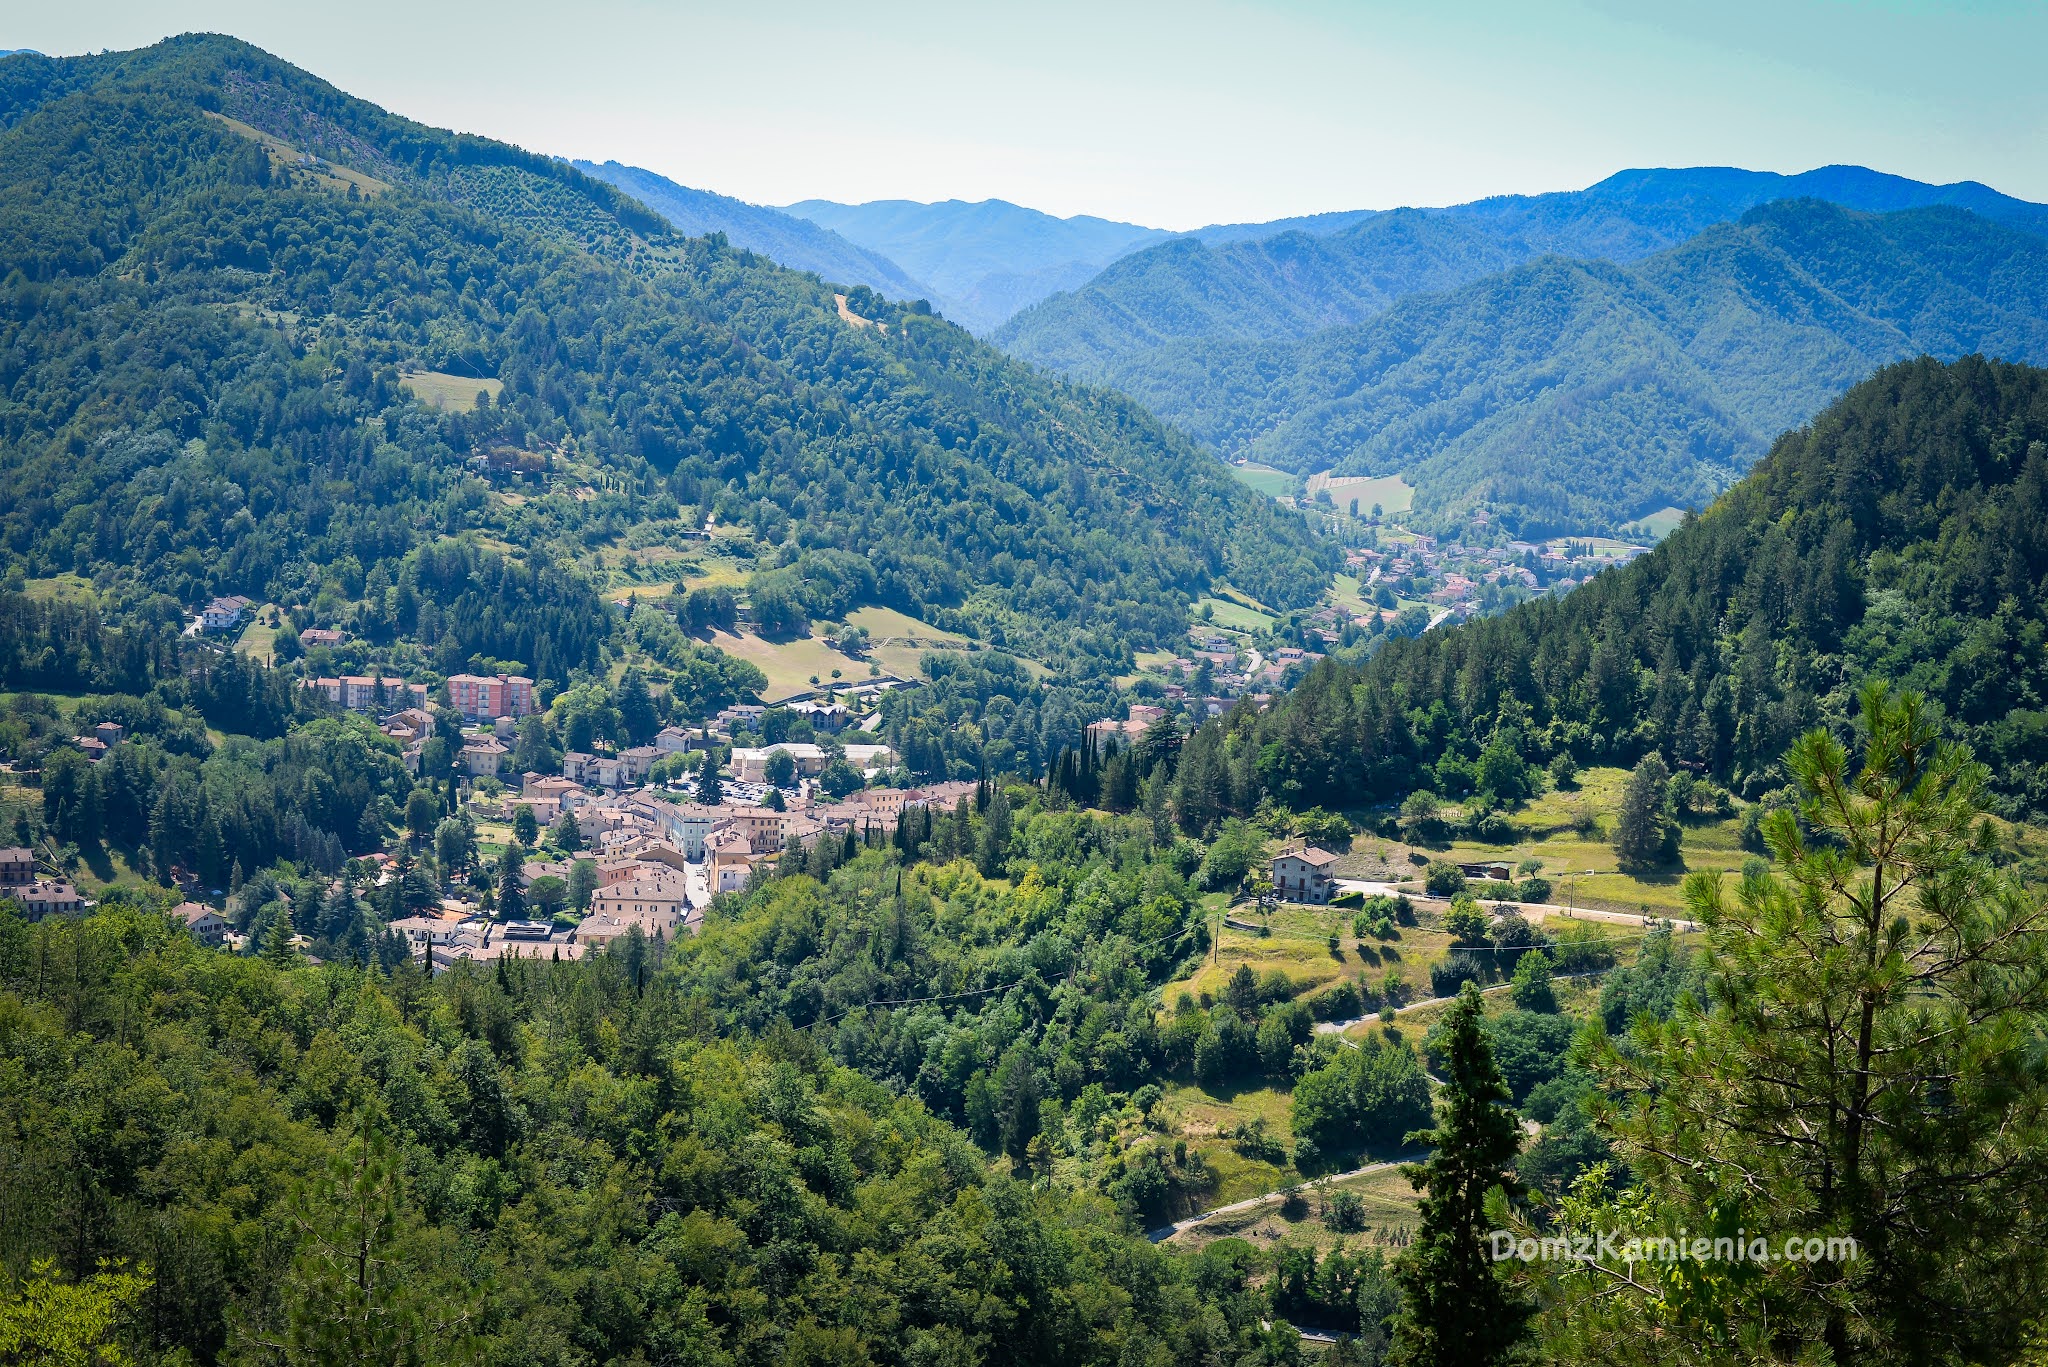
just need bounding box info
[1145,1156,1417,1243]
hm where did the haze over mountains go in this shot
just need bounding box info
[574,160,935,304]
[1024,200,2048,534]
[998,165,2048,371]
[781,197,1173,334]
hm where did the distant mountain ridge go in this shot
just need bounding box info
[1082,200,2048,537]
[573,160,937,303]
[781,197,1172,333]
[0,34,1334,674]
[998,164,2048,375]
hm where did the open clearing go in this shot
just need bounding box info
[202,112,392,197]
[1308,471,1415,515]
[704,629,876,702]
[1194,596,1277,633]
[1625,505,1688,540]
[22,574,94,605]
[1164,1162,1423,1253]
[401,371,503,412]
[843,605,970,649]
[1228,462,1298,499]
[234,620,277,664]
[1392,765,1755,916]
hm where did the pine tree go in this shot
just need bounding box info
[1592,684,2048,1362]
[254,1114,475,1365]
[1610,754,1670,869]
[1391,982,1534,1366]
[260,911,298,968]
[977,787,1011,877]
[495,845,525,922]
[697,749,723,807]
[550,810,581,853]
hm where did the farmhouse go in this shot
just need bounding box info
[1270,846,1339,905]
[173,902,229,946]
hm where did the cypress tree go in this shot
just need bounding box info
[1391,981,1533,1366]
[496,845,525,922]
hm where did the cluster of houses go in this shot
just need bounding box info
[0,847,84,920]
[367,773,975,973]
[303,671,533,725]
[507,764,967,895]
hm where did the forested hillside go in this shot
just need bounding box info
[1042,202,2048,535]
[0,899,1301,1366]
[1152,356,2048,823]
[0,36,1330,675]
[999,162,2048,377]
[574,159,937,304]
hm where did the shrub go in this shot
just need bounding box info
[1517,876,1553,904]
[1293,806,1353,847]
[1430,951,1490,997]
[1545,920,1617,974]
[1510,949,1558,1012]
[1314,980,1362,1021]
[1443,896,1490,946]
[1467,810,1516,843]
[1327,1189,1368,1232]
[1231,1117,1288,1164]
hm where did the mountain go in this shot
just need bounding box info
[572,159,935,302]
[998,164,2048,378]
[1171,355,2048,820]
[1036,200,2048,536]
[781,197,1173,332]
[0,36,1331,683]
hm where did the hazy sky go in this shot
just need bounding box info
[12,1,2046,229]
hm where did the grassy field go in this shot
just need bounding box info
[401,371,504,412]
[1177,906,1450,1008]
[234,619,278,664]
[1194,597,1277,634]
[1329,573,1383,619]
[703,629,873,702]
[1539,536,1649,562]
[843,605,969,647]
[22,574,94,604]
[1625,506,1688,540]
[1228,462,1299,499]
[201,112,391,197]
[601,604,972,702]
[1308,471,1416,516]
[1402,765,1753,916]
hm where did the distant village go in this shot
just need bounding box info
[0,566,1543,963]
